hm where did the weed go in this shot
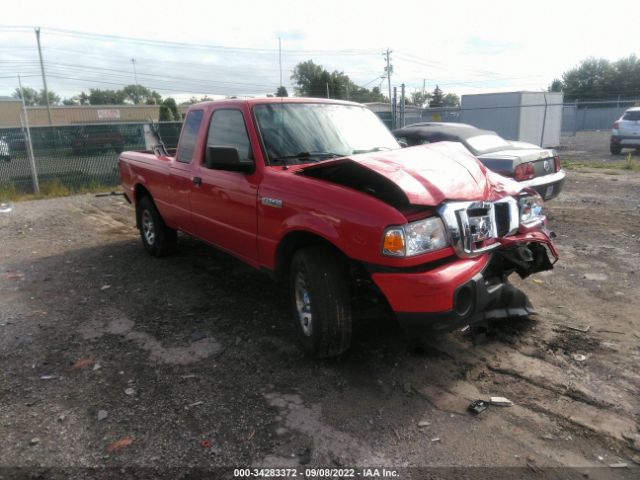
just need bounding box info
[0,180,119,202]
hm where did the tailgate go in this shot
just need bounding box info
[619,119,640,136]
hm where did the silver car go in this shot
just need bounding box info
[393,122,566,201]
[611,107,640,154]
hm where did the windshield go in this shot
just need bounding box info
[253,102,400,164]
[465,133,511,155]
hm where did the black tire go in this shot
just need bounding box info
[289,246,352,358]
[137,196,177,257]
[610,145,622,155]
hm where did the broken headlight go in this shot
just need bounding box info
[382,217,448,257]
[518,193,544,225]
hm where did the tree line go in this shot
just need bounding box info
[10,58,465,121]
[12,84,183,121]
[549,54,640,101]
[289,60,459,107]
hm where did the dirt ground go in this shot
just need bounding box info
[1,133,639,479]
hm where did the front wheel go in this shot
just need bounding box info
[137,196,177,257]
[289,246,352,358]
[610,144,622,155]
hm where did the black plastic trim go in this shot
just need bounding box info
[363,255,456,274]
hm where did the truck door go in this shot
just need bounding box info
[164,109,204,234]
[189,107,259,264]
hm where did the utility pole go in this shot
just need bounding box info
[383,48,396,128]
[422,79,426,96]
[278,37,283,90]
[326,82,330,99]
[383,48,393,115]
[18,75,39,193]
[34,28,52,126]
[131,58,138,85]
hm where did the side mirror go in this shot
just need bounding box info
[205,146,254,173]
[398,139,408,148]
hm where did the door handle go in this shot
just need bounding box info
[192,176,202,186]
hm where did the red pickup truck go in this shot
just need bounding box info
[118,98,558,358]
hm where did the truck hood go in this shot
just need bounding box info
[298,142,522,207]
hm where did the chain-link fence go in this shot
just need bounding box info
[381,99,640,136]
[0,121,182,194]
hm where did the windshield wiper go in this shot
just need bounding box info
[270,151,345,164]
[351,147,393,154]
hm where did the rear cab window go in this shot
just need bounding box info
[176,110,204,163]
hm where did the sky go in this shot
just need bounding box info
[1,0,638,103]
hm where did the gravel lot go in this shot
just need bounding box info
[560,131,639,162]
[1,134,639,479]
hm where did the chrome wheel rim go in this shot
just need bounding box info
[295,271,312,336]
[141,209,155,245]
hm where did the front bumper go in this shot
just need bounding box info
[394,269,536,332]
[370,234,556,332]
[520,169,566,201]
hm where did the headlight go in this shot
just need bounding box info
[518,193,544,224]
[382,217,448,257]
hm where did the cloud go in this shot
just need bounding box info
[1,0,639,100]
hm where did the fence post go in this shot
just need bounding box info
[540,94,548,147]
[18,75,39,193]
[392,87,397,130]
[400,84,406,128]
[19,115,39,194]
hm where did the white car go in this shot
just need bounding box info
[611,107,640,154]
[0,137,10,162]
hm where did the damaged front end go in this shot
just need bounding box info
[378,195,559,334]
[294,143,559,332]
[394,237,557,334]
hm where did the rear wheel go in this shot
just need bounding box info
[610,144,622,155]
[289,246,352,358]
[137,196,177,257]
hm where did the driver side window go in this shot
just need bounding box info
[206,109,253,163]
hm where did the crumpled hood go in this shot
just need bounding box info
[299,141,522,207]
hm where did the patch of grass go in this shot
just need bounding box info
[0,184,17,201]
[623,152,636,170]
[563,159,640,172]
[0,179,120,202]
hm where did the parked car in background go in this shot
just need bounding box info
[610,107,640,154]
[393,122,566,201]
[70,125,125,155]
[0,137,10,162]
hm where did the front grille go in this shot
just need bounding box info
[438,197,519,258]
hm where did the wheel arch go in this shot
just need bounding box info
[274,230,348,282]
[133,184,153,228]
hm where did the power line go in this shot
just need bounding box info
[44,73,267,96]
[1,26,380,56]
